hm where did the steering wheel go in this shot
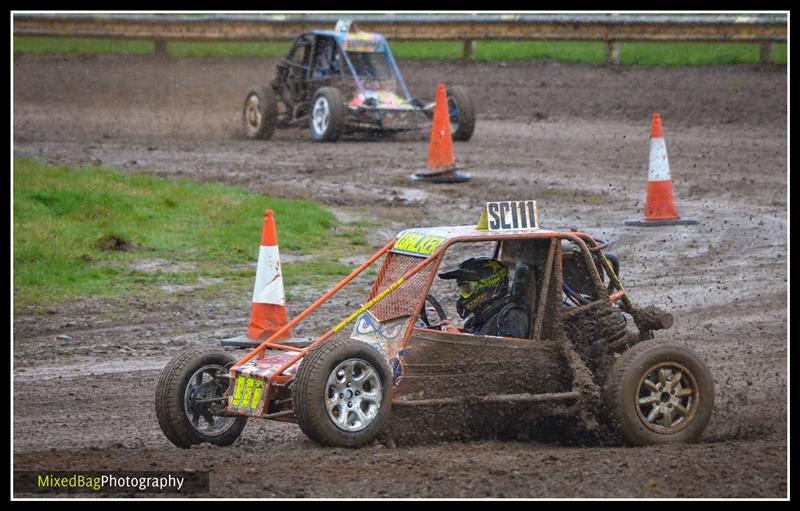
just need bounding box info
[419,295,447,329]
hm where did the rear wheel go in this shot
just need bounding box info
[294,338,391,446]
[447,85,476,142]
[243,87,278,140]
[309,87,346,142]
[603,341,714,445]
[155,347,247,448]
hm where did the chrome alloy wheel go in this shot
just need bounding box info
[311,96,331,137]
[325,358,383,432]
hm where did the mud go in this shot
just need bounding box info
[12,54,787,498]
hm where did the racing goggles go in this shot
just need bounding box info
[457,281,478,298]
[456,269,508,299]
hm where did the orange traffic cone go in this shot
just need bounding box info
[221,210,292,348]
[625,113,698,226]
[410,83,471,183]
[246,210,292,340]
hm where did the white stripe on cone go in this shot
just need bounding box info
[648,137,671,181]
[251,245,286,305]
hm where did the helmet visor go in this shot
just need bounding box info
[457,281,477,298]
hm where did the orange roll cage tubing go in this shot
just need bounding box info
[231,238,396,370]
[236,229,621,376]
[399,251,446,351]
[267,252,441,384]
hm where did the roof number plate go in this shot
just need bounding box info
[477,200,539,231]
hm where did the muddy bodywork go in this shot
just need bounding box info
[225,223,673,437]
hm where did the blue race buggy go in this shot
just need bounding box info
[242,21,476,142]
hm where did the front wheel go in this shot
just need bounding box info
[603,341,714,446]
[242,87,278,140]
[447,85,476,142]
[293,338,391,447]
[155,347,247,448]
[309,87,346,142]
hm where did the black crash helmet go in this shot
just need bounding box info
[438,257,509,318]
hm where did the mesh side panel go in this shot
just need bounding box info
[367,252,433,322]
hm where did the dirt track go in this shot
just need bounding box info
[13,55,787,498]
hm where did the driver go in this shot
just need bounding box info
[437,257,528,339]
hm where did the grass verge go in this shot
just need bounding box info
[14,36,787,65]
[13,158,373,308]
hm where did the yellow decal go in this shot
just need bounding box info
[240,378,255,409]
[341,34,382,52]
[331,277,406,334]
[477,200,539,231]
[249,379,265,410]
[393,232,446,256]
[231,376,246,406]
[231,376,265,410]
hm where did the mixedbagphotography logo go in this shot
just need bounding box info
[14,471,210,495]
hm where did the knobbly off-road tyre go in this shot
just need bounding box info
[603,341,714,446]
[447,85,476,142]
[309,87,347,142]
[155,347,247,448]
[243,87,278,140]
[294,338,391,447]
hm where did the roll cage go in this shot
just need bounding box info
[228,226,632,399]
[275,31,413,106]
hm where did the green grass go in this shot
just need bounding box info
[390,41,465,60]
[14,36,787,65]
[771,43,788,65]
[392,40,606,64]
[478,41,606,63]
[12,36,292,58]
[13,36,155,56]
[13,158,371,307]
[169,41,292,58]
[621,42,762,66]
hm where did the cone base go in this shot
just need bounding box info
[625,218,699,226]
[410,169,472,183]
[220,334,314,349]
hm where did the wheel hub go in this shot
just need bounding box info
[183,364,237,437]
[636,363,698,434]
[245,95,261,130]
[325,358,382,432]
[312,97,330,136]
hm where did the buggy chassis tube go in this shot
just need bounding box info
[567,233,636,315]
[337,40,366,93]
[573,231,636,312]
[597,251,635,311]
[231,239,396,370]
[265,253,439,382]
[234,241,440,386]
[561,290,627,321]
[383,43,412,101]
[394,391,582,407]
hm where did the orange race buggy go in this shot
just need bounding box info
[155,201,714,448]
